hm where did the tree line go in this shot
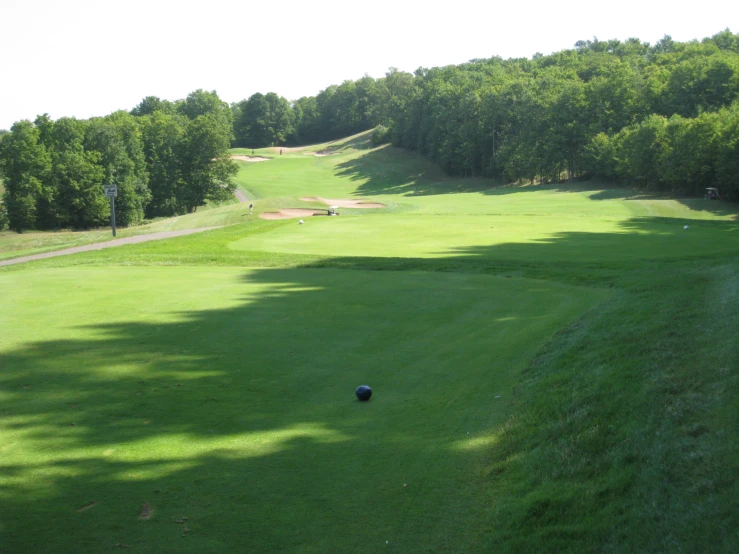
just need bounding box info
[233,29,739,200]
[231,74,390,148]
[2,30,738,232]
[383,30,739,199]
[0,90,236,232]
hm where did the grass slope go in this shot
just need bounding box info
[1,130,737,552]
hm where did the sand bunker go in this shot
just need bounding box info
[259,208,327,220]
[231,155,270,162]
[258,197,385,220]
[300,196,385,209]
[313,150,335,157]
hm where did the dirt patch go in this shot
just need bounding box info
[233,189,249,203]
[259,208,327,220]
[230,155,270,162]
[138,502,153,520]
[300,197,385,209]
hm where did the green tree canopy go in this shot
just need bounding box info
[234,92,295,148]
[0,120,51,232]
[85,111,151,226]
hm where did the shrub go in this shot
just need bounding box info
[371,125,391,146]
[0,202,9,231]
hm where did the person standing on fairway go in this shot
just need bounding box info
[249,202,254,215]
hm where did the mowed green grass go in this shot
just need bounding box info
[234,133,736,218]
[1,130,737,552]
[232,214,738,261]
[229,133,736,264]
[2,131,734,263]
[0,267,605,553]
[0,203,254,262]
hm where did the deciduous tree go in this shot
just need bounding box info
[0,120,50,232]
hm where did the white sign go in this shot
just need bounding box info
[104,184,118,198]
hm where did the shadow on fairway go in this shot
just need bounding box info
[335,144,491,197]
[1,215,737,552]
[2,266,603,552]
[334,145,623,199]
[228,214,738,267]
[335,148,738,221]
[590,188,738,220]
[674,197,739,220]
[434,217,739,266]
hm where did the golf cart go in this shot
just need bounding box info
[327,206,340,216]
[705,187,719,200]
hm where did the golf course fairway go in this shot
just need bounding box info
[230,213,738,262]
[1,267,605,552]
[0,131,736,552]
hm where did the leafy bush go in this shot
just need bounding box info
[371,125,391,146]
[0,202,9,231]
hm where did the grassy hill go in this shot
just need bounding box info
[1,131,737,552]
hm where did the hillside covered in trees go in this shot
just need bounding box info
[1,29,738,232]
[244,29,739,200]
[0,91,236,232]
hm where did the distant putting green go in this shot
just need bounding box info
[0,266,606,552]
[230,214,739,262]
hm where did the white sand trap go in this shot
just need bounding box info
[313,150,336,157]
[259,208,327,220]
[300,196,385,209]
[231,155,270,162]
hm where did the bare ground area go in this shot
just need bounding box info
[0,228,222,267]
[259,197,385,220]
[233,189,249,203]
[230,155,270,162]
[259,209,327,220]
[235,147,337,157]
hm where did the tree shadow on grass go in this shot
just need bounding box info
[1,219,736,552]
[1,267,591,552]
[442,217,738,265]
[296,216,737,276]
[333,145,630,199]
[324,132,375,151]
[589,188,738,220]
[334,144,493,197]
[333,148,739,222]
[674,198,739,220]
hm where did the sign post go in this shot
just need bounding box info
[104,184,118,236]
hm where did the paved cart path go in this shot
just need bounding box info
[0,227,222,267]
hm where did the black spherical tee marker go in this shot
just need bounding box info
[355,385,372,401]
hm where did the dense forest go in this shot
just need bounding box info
[0,91,236,232]
[244,29,739,199]
[1,29,738,232]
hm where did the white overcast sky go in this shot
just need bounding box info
[1,0,737,130]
